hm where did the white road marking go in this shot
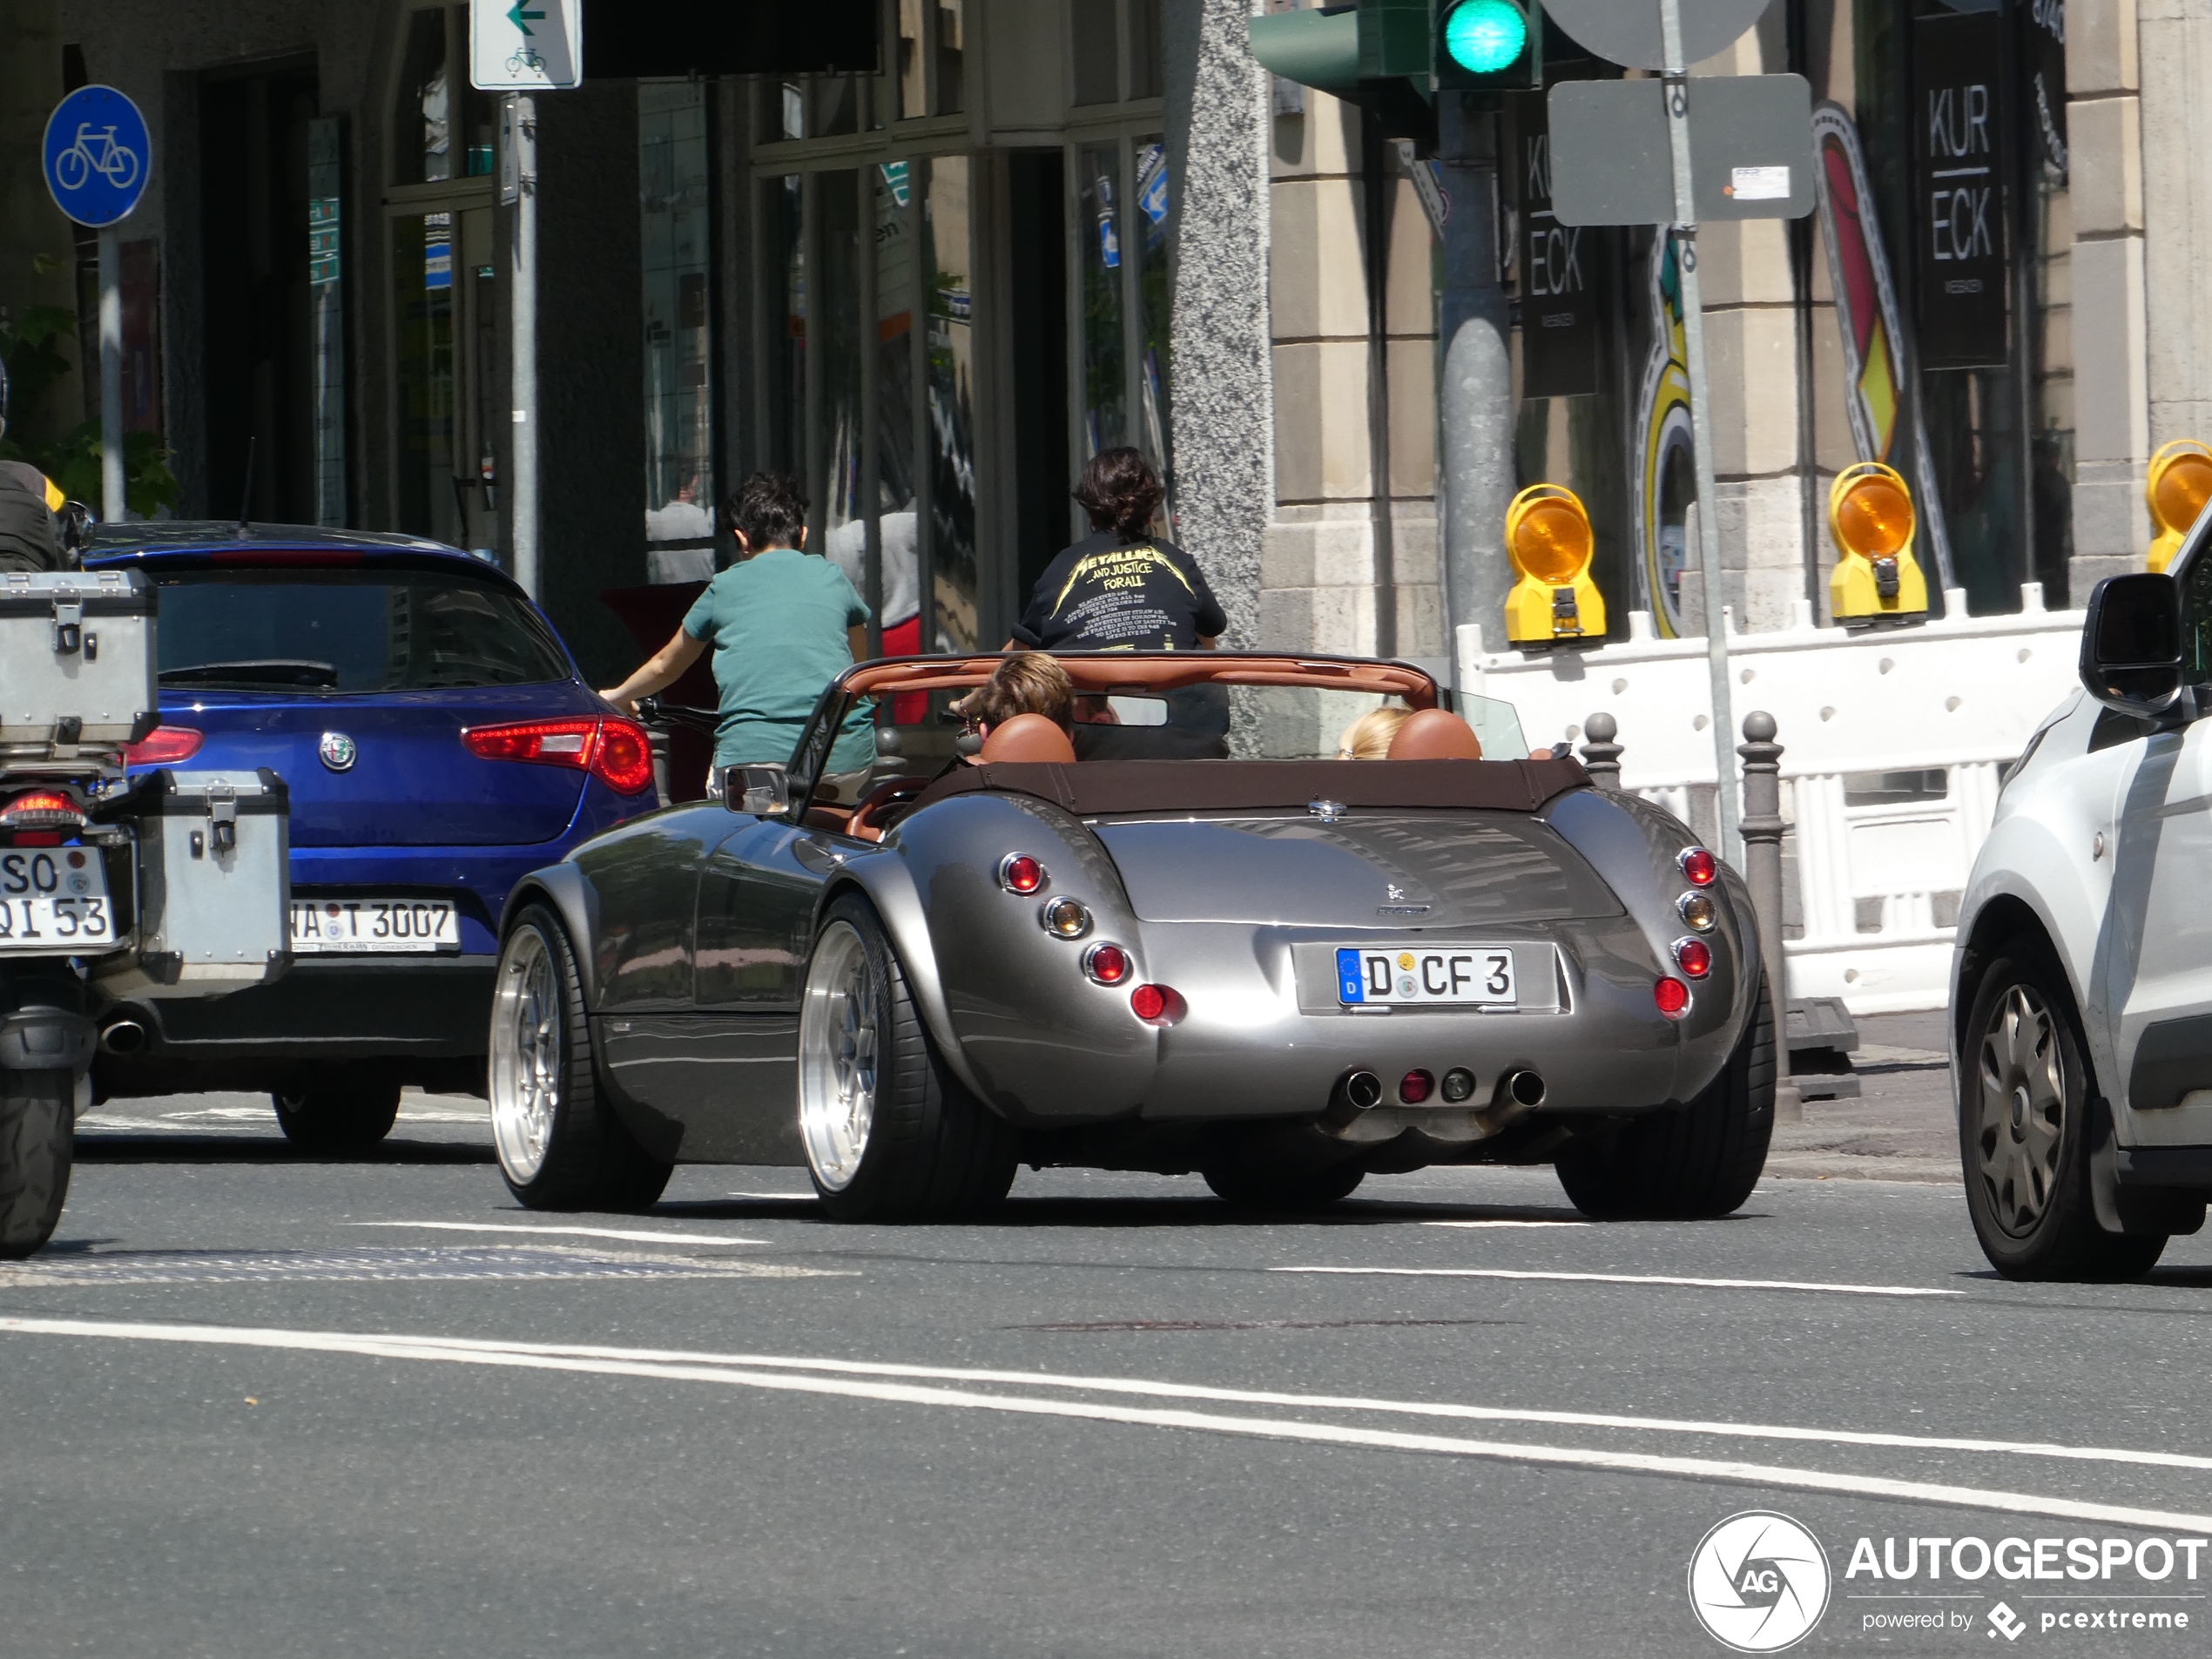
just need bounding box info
[725,1190,817,1202]
[1276,1265,1959,1298]
[1421,1220,1589,1230]
[347,1221,767,1247]
[0,1314,2202,1534]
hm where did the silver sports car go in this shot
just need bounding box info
[486,652,1773,1221]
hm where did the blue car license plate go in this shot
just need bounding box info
[1338,945,1516,1008]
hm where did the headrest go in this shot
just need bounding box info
[979,712,1077,765]
[1386,707,1485,761]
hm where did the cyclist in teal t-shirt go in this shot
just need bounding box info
[600,472,875,792]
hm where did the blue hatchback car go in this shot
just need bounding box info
[84,523,658,1143]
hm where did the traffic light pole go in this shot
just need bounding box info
[1437,98,1515,659]
[1659,0,1742,862]
[508,93,541,602]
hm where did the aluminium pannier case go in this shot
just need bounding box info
[98,769,292,999]
[0,567,157,760]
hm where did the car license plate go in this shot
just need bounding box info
[1337,945,1515,1008]
[0,849,113,951]
[291,898,460,954]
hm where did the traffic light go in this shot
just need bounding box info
[1252,0,1548,148]
[1436,0,1540,91]
[1827,463,1929,629]
[1504,484,1605,648]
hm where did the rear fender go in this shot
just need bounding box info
[498,862,601,1006]
[1542,786,1751,1102]
[817,853,993,1103]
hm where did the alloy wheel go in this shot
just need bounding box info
[799,921,880,1192]
[1973,983,2067,1238]
[489,926,562,1183]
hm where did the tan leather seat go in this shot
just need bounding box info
[1386,707,1485,760]
[979,712,1078,765]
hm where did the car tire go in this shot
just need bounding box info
[489,904,673,1212]
[273,1079,402,1147]
[1201,1160,1366,1210]
[1554,968,1777,1221]
[1959,945,2166,1282]
[799,894,1018,1223]
[0,1069,73,1260]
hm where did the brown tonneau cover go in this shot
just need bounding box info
[910,756,1591,817]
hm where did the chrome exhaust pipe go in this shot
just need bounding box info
[98,1019,146,1055]
[1343,1070,1384,1111]
[1501,1069,1546,1109]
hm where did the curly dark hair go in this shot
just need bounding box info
[1072,446,1165,541]
[725,471,808,551]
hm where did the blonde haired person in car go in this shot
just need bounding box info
[1337,705,1412,760]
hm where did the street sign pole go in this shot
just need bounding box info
[1658,0,1741,861]
[98,227,123,524]
[508,93,540,601]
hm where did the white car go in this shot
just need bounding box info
[1952,559,2212,1278]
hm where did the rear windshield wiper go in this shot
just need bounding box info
[160,659,341,690]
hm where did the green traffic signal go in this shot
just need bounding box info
[1442,0,1528,74]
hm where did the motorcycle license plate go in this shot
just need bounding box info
[0,849,115,951]
[1337,945,1516,1008]
[291,897,460,954]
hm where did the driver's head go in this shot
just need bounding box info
[962,652,1075,736]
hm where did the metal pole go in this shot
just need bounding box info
[1437,96,1515,651]
[1737,710,1800,1123]
[1658,0,1740,862]
[98,226,124,523]
[509,94,541,600]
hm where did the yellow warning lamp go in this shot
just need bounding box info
[1827,462,1928,629]
[2146,440,2212,574]
[1504,484,1606,649]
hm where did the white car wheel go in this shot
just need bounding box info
[489,921,563,1185]
[799,919,879,1193]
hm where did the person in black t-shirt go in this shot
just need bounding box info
[1009,448,1226,652]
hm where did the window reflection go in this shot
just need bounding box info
[639,83,715,560]
[898,0,928,118]
[1078,145,1127,456]
[819,170,866,566]
[1073,1,1118,105]
[396,9,449,185]
[935,0,966,114]
[394,213,458,543]
[924,157,978,651]
[1135,138,1174,513]
[768,176,806,480]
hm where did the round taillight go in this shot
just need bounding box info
[999,853,1045,894]
[1440,1067,1477,1103]
[1679,846,1718,887]
[1677,892,1717,932]
[1655,976,1691,1019]
[1041,896,1093,939]
[1084,942,1130,985]
[592,719,655,796]
[1674,937,1713,979]
[1399,1069,1435,1104]
[1130,984,1185,1026]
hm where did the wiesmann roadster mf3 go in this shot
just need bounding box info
[486,652,1774,1220]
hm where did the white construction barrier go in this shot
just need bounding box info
[1458,586,2085,1015]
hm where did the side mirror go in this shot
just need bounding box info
[722,764,789,816]
[2080,573,2185,716]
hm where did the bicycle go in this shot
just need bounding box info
[505,46,546,76]
[53,123,140,194]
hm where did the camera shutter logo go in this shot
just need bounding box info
[1687,1511,1831,1652]
[319,732,357,772]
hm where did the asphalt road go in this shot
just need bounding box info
[12,1056,2212,1659]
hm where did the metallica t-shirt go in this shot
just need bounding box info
[1011,533,1228,651]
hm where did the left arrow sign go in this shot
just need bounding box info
[507,0,546,34]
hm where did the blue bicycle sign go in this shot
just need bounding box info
[43,85,151,228]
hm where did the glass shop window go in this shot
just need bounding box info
[638,82,716,561]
